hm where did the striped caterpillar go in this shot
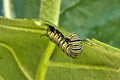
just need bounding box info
[46,25,82,58]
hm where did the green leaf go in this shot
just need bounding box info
[0,17,120,80]
[47,39,120,80]
[0,0,120,80]
[0,17,48,80]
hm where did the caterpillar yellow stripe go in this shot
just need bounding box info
[46,24,83,58]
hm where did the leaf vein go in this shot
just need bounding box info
[49,61,120,72]
[0,75,4,80]
[0,25,46,34]
[0,42,33,80]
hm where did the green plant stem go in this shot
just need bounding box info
[3,0,15,18]
[39,0,60,25]
[36,0,61,80]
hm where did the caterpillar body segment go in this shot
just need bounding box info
[46,25,82,58]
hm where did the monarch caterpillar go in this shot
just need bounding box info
[46,24,83,58]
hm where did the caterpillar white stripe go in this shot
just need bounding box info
[46,25,82,58]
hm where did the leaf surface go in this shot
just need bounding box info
[0,17,48,80]
[0,0,120,80]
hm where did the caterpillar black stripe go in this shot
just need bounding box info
[46,25,82,58]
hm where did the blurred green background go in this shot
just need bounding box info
[0,0,3,16]
[0,0,120,49]
[0,0,120,80]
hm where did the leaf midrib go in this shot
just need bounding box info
[49,61,120,72]
[0,43,33,80]
[0,25,45,34]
